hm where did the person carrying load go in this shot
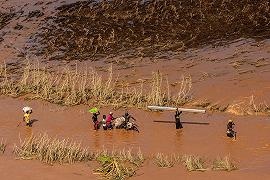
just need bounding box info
[22,106,32,127]
[227,119,236,139]
[175,108,183,129]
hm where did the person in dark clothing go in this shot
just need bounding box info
[175,108,183,129]
[92,111,100,130]
[227,119,236,138]
[123,112,136,123]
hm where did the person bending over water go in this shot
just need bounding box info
[227,119,236,139]
[175,108,183,129]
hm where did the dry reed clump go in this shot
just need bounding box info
[13,134,93,164]
[95,155,136,180]
[94,148,145,167]
[0,138,7,154]
[154,153,175,168]
[37,0,270,60]
[94,149,144,179]
[227,95,270,115]
[182,155,208,172]
[212,156,237,171]
[0,62,192,108]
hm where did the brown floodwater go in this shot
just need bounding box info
[1,0,270,179]
[0,96,270,179]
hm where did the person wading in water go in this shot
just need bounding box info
[175,108,183,129]
[92,111,100,130]
[227,119,236,139]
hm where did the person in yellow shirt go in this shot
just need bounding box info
[22,107,32,127]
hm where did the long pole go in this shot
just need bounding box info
[147,106,206,113]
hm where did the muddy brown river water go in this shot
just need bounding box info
[0,96,270,179]
[1,0,270,179]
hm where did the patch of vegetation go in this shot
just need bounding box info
[182,155,208,172]
[38,0,270,60]
[95,155,136,180]
[13,134,93,164]
[0,138,7,154]
[154,153,175,168]
[0,12,14,30]
[212,156,238,171]
[94,149,144,179]
[0,62,192,108]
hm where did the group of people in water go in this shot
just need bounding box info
[174,108,236,139]
[92,111,137,131]
[92,111,113,130]
[21,106,236,138]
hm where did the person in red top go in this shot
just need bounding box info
[106,112,114,129]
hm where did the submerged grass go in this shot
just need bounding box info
[94,149,144,179]
[0,12,14,30]
[212,156,238,171]
[13,134,93,164]
[12,134,238,179]
[0,62,192,108]
[154,153,175,168]
[95,155,136,180]
[38,0,270,60]
[182,155,208,172]
[0,138,7,154]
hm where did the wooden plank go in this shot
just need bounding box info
[147,106,206,113]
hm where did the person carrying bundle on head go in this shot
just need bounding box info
[175,108,183,129]
[22,107,33,127]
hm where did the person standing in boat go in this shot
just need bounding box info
[175,108,183,129]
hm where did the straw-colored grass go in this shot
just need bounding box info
[94,149,144,179]
[182,155,208,172]
[0,138,7,154]
[95,155,136,180]
[13,134,93,164]
[154,153,175,168]
[227,95,270,115]
[0,62,192,108]
[212,156,238,171]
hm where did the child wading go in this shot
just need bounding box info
[101,115,107,130]
[22,107,32,127]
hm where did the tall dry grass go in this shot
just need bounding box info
[182,155,207,172]
[13,134,93,164]
[0,62,192,108]
[0,138,6,154]
[227,95,270,115]
[154,153,176,168]
[212,156,237,171]
[94,149,144,179]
